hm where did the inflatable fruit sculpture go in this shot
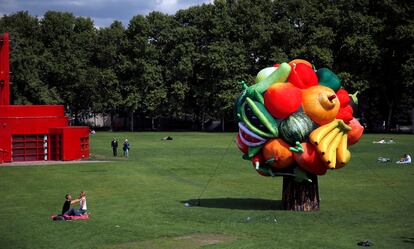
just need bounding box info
[262,138,294,169]
[235,59,363,182]
[347,118,364,145]
[293,142,327,176]
[335,88,353,123]
[288,62,318,89]
[264,83,302,119]
[256,66,277,83]
[316,68,341,92]
[302,85,340,125]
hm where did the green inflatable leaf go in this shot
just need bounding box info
[317,68,341,92]
[248,145,263,158]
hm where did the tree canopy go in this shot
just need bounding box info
[0,0,413,131]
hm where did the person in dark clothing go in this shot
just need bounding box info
[111,138,118,156]
[61,194,81,216]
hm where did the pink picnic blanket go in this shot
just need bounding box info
[51,214,89,220]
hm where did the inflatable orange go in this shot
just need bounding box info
[262,138,294,169]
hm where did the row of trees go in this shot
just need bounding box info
[1,0,413,131]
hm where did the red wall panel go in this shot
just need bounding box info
[2,117,68,134]
[50,127,89,160]
[0,105,65,117]
[62,127,89,160]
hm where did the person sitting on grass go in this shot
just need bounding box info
[78,191,87,215]
[396,154,412,164]
[61,194,81,216]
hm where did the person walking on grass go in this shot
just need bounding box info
[111,138,118,157]
[123,139,130,158]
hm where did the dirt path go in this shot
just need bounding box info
[0,160,109,167]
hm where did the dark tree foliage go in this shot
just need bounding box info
[0,0,413,130]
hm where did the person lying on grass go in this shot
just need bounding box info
[373,138,386,144]
[377,157,391,163]
[61,194,82,216]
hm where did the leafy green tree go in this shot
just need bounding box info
[140,12,178,129]
[200,1,250,129]
[0,11,61,104]
[93,21,125,129]
[161,24,194,118]
[1,1,413,131]
[329,0,413,129]
[40,11,99,122]
[123,15,152,130]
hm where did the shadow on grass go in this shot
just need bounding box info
[182,198,283,210]
[401,237,414,244]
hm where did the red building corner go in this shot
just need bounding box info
[0,33,89,164]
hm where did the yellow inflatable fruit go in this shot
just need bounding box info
[302,85,340,125]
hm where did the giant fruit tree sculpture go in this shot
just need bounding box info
[235,59,364,211]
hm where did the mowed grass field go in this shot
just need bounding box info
[0,132,413,249]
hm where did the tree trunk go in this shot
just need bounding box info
[73,112,78,126]
[386,100,393,131]
[221,117,225,132]
[412,108,414,134]
[201,112,205,131]
[130,111,134,132]
[110,113,114,131]
[282,174,320,211]
[151,116,155,130]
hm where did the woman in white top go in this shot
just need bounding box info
[396,154,411,164]
[78,191,87,214]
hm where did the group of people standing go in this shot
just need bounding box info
[111,138,130,158]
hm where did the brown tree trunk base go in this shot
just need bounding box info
[282,174,320,211]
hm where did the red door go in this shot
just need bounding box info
[50,134,62,160]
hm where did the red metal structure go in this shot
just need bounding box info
[0,33,89,164]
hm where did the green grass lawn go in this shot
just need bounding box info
[0,132,413,249]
